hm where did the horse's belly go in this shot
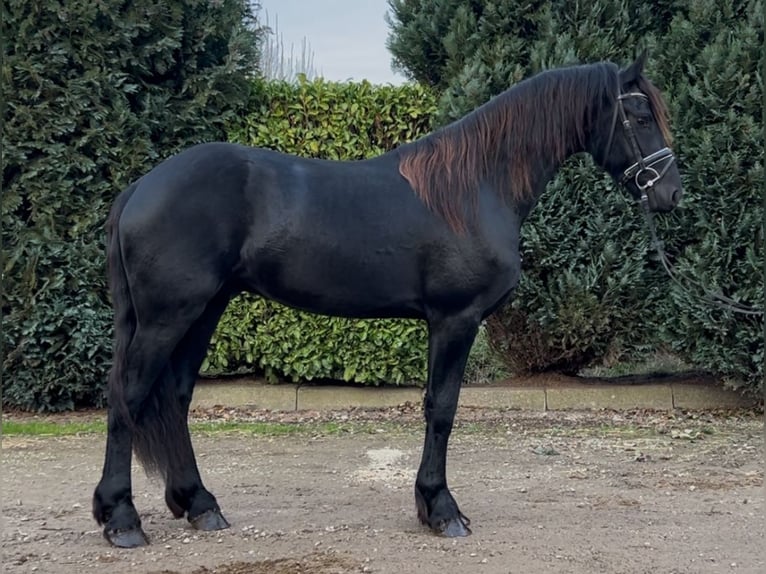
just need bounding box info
[240,243,423,319]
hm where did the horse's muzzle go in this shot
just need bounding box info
[649,186,682,212]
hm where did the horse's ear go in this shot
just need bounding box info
[620,49,649,87]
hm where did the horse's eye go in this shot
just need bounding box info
[636,116,651,127]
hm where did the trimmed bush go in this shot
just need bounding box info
[5,0,761,411]
[231,78,436,159]
[205,296,427,385]
[206,78,438,385]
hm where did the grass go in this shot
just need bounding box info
[1,418,410,438]
[2,416,731,443]
[189,420,392,436]
[0,419,292,438]
[2,420,107,436]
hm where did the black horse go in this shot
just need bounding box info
[93,53,682,547]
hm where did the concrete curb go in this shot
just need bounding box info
[191,377,760,412]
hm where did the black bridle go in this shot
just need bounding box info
[601,88,763,316]
[602,90,676,197]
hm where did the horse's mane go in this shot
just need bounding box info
[397,62,672,233]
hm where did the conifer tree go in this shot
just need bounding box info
[2,0,263,409]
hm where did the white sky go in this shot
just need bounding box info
[258,0,407,85]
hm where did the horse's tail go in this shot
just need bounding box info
[106,180,189,481]
[106,181,139,430]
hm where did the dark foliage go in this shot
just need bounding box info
[3,0,263,410]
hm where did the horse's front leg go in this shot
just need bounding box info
[415,311,479,537]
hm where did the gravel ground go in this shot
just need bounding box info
[2,406,763,574]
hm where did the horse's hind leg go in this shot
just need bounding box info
[415,311,479,537]
[92,323,184,547]
[162,290,232,531]
[93,277,224,547]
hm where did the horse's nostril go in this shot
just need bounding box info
[672,189,682,204]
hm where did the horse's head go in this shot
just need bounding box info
[598,51,682,213]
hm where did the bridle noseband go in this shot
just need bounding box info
[602,90,676,198]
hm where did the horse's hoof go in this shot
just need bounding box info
[437,515,472,537]
[190,509,230,531]
[415,487,472,537]
[104,527,149,548]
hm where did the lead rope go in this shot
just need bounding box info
[639,196,764,316]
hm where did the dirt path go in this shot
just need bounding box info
[2,408,763,574]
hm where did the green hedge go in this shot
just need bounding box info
[2,0,261,411]
[387,0,764,393]
[5,0,761,411]
[233,78,436,159]
[205,79,438,384]
[204,296,427,384]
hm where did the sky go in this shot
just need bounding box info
[258,0,407,85]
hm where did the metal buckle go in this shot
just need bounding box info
[621,147,675,189]
[634,166,661,190]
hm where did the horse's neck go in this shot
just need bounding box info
[541,97,604,197]
[476,81,601,204]
[489,121,591,205]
